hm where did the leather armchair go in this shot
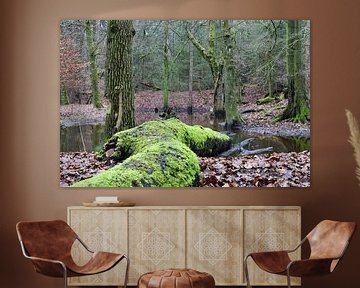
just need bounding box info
[16,220,129,288]
[244,220,356,288]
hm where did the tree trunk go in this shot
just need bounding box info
[74,118,231,187]
[105,20,135,138]
[61,85,70,105]
[267,53,274,98]
[281,20,310,123]
[266,21,277,99]
[187,20,225,116]
[84,20,101,108]
[188,32,193,113]
[163,21,170,110]
[223,20,241,127]
[213,65,224,117]
[286,20,295,101]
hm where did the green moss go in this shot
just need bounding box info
[73,118,230,187]
[73,139,200,187]
[256,96,277,105]
[105,118,230,160]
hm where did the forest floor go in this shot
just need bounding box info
[60,104,107,128]
[60,87,310,187]
[239,85,310,137]
[60,151,310,187]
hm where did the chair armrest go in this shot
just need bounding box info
[76,236,94,253]
[26,255,65,266]
[19,240,67,277]
[245,237,306,259]
[287,258,336,277]
[247,250,290,259]
[286,237,307,253]
[25,255,67,278]
[246,251,291,274]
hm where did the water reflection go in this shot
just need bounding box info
[60,111,310,154]
[60,124,105,152]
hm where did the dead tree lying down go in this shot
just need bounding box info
[220,138,273,157]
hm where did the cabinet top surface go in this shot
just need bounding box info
[68,205,301,210]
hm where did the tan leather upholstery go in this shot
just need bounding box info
[250,251,291,274]
[138,269,215,288]
[245,220,356,287]
[16,220,126,279]
[307,220,356,260]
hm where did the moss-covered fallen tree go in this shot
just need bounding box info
[72,118,231,187]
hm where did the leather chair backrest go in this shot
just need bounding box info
[16,220,77,262]
[307,220,356,260]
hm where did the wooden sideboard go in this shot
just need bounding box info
[67,206,301,286]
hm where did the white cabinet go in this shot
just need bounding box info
[68,206,301,286]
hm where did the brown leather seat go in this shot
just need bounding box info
[244,220,356,288]
[16,220,129,288]
[138,268,215,288]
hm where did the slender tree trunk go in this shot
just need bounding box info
[84,20,101,108]
[281,20,310,122]
[163,21,171,110]
[267,53,274,98]
[213,66,224,117]
[286,20,295,100]
[188,28,193,113]
[211,20,225,117]
[61,85,70,105]
[187,20,225,117]
[105,20,135,138]
[223,20,241,127]
[266,21,277,99]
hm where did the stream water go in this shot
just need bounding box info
[60,113,310,155]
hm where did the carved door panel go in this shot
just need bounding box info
[186,209,243,285]
[68,208,128,286]
[128,209,186,284]
[243,209,301,286]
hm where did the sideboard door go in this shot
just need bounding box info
[68,208,128,286]
[128,209,186,284]
[186,209,243,285]
[243,208,301,286]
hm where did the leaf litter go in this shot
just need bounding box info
[60,151,310,187]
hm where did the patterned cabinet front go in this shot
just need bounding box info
[128,209,186,284]
[67,206,300,286]
[243,208,301,286]
[67,208,127,286]
[187,209,243,285]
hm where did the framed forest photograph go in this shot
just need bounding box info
[60,20,310,188]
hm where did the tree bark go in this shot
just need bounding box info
[187,20,225,116]
[163,21,171,110]
[265,21,277,99]
[220,137,273,157]
[105,20,135,138]
[60,85,70,105]
[223,20,241,127]
[188,29,193,112]
[84,20,101,108]
[281,20,310,122]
